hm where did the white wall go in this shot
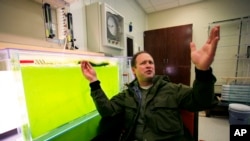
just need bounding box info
[146,0,250,87]
[0,0,147,56]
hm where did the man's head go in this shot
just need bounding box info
[131,51,155,86]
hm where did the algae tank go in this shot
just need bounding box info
[19,53,122,140]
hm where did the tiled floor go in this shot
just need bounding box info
[198,115,229,141]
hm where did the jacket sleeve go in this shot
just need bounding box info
[194,67,218,106]
[89,80,124,117]
[179,68,219,111]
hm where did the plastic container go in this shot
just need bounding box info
[228,103,250,125]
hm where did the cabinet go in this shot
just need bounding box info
[86,2,125,56]
[210,18,250,85]
[144,24,192,85]
[209,17,250,105]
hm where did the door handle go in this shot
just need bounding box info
[163,59,168,64]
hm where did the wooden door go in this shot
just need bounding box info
[144,24,192,85]
[144,28,167,75]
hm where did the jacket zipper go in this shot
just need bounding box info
[122,86,142,141]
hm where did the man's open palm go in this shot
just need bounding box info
[190,26,220,70]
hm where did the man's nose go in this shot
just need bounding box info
[146,63,152,67]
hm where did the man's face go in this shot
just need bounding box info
[132,53,155,82]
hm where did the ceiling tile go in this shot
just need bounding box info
[137,0,152,8]
[155,2,179,11]
[136,0,205,13]
[150,0,176,5]
[179,0,203,6]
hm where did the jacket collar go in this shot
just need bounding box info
[127,75,170,89]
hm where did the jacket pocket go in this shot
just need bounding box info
[149,102,182,133]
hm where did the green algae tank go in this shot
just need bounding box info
[21,62,120,139]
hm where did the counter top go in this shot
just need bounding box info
[0,42,104,56]
[0,33,104,56]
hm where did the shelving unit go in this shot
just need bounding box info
[209,16,250,105]
[209,17,250,84]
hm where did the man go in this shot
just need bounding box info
[81,26,220,141]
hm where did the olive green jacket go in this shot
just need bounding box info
[90,68,218,141]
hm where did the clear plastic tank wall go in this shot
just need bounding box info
[0,48,123,141]
[0,49,30,141]
[119,56,135,90]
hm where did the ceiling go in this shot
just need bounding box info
[135,0,205,14]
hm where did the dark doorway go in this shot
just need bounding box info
[127,37,133,57]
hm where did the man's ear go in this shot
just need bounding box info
[131,67,136,75]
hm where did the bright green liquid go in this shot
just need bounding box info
[21,65,120,139]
